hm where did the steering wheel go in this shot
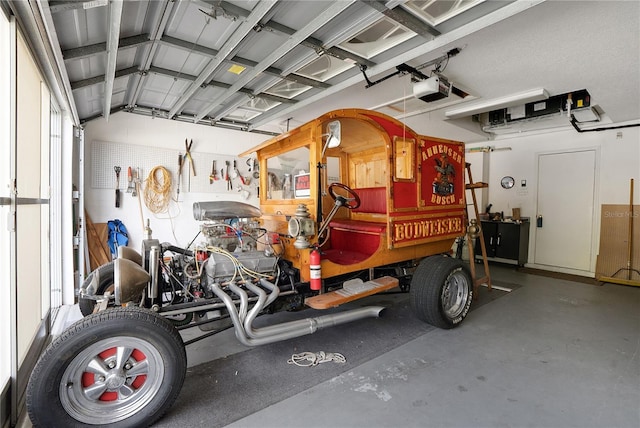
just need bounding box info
[328,183,361,210]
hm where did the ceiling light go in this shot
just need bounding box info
[445,88,549,119]
[228,64,246,75]
[572,106,600,123]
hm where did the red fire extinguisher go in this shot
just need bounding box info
[309,247,321,291]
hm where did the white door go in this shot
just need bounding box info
[535,150,596,272]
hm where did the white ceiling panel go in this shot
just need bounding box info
[138,73,193,111]
[165,2,244,51]
[152,44,211,77]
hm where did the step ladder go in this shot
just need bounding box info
[464,162,492,295]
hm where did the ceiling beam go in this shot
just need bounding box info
[159,36,328,89]
[167,0,278,119]
[210,0,376,68]
[147,66,296,104]
[195,0,355,123]
[71,65,139,90]
[359,0,440,38]
[126,0,174,109]
[32,0,80,124]
[249,0,546,130]
[102,0,123,120]
[255,17,376,69]
[228,56,329,89]
[62,33,150,61]
[159,34,218,57]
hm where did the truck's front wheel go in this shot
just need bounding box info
[26,307,186,427]
[410,256,473,329]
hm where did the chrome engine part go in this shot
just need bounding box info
[200,219,262,252]
[203,250,278,285]
[194,200,265,251]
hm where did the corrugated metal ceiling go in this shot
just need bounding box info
[42,0,510,131]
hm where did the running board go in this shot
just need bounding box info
[305,276,399,310]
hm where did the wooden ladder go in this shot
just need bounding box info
[464,162,492,296]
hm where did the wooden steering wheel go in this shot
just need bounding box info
[328,183,361,210]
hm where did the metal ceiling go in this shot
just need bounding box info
[25,0,530,133]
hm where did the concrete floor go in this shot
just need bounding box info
[20,265,640,427]
[222,265,640,428]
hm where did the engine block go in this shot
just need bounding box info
[204,251,278,284]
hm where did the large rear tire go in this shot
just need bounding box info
[26,307,186,427]
[410,255,473,329]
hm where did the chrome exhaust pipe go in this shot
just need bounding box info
[211,281,385,347]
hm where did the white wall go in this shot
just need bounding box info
[84,112,638,276]
[83,112,271,251]
[463,124,640,272]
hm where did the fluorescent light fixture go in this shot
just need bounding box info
[445,88,549,119]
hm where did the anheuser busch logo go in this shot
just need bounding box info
[392,141,465,246]
[421,142,464,206]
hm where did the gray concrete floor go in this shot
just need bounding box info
[223,265,639,428]
[19,265,640,428]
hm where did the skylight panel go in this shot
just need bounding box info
[402,0,485,26]
[264,80,312,99]
[338,17,416,59]
[295,54,355,82]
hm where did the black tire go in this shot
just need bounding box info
[27,307,187,428]
[78,262,115,317]
[410,255,473,329]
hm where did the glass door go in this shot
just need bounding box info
[0,11,14,428]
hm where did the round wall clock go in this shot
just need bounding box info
[501,176,515,189]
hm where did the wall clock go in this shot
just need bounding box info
[501,176,515,189]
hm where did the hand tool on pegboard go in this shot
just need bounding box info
[177,153,183,199]
[247,157,259,180]
[126,167,135,193]
[233,160,246,185]
[184,139,196,191]
[210,160,218,184]
[131,168,138,197]
[225,160,232,190]
[114,166,121,207]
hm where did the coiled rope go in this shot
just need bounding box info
[287,351,346,367]
[143,166,172,214]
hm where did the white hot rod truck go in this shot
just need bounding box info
[27,109,475,427]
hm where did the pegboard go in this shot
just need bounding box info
[91,140,257,196]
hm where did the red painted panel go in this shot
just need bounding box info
[419,140,465,208]
[352,187,387,214]
[393,181,416,209]
[325,226,382,265]
[364,113,417,141]
[363,113,419,210]
[330,219,387,233]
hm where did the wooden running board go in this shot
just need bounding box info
[305,276,399,310]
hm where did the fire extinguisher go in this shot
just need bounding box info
[309,247,321,291]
